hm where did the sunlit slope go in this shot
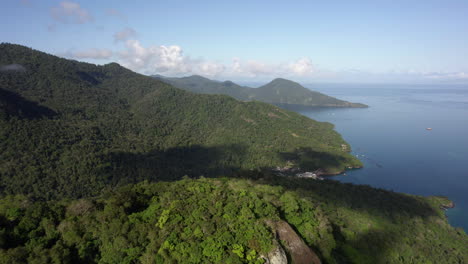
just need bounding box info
[0,176,466,263]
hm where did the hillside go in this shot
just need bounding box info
[153,74,253,100]
[154,75,367,108]
[0,43,360,199]
[0,176,466,263]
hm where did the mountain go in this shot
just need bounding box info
[0,43,360,199]
[153,74,252,100]
[256,78,367,107]
[154,75,368,108]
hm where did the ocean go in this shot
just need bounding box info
[286,83,468,232]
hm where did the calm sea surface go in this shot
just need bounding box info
[288,83,468,232]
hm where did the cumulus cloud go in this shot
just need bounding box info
[226,59,280,78]
[0,64,27,72]
[51,1,93,24]
[197,61,226,77]
[114,40,319,79]
[118,40,193,75]
[65,48,113,59]
[223,57,315,79]
[113,28,137,43]
[288,58,314,75]
[245,60,276,76]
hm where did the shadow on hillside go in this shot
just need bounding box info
[101,144,441,263]
[0,88,57,119]
[329,226,401,263]
[105,144,247,186]
[231,170,441,263]
[106,144,439,220]
[228,147,442,263]
[278,147,347,171]
[235,169,438,220]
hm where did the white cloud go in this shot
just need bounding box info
[288,58,314,75]
[424,72,468,80]
[197,61,226,77]
[118,40,223,77]
[64,39,468,83]
[51,1,93,24]
[113,28,137,43]
[155,45,190,73]
[115,40,320,79]
[65,48,113,59]
[222,58,316,79]
[246,60,276,76]
[315,68,468,83]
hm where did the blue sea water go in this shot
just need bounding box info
[292,83,468,232]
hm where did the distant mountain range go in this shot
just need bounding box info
[153,75,368,108]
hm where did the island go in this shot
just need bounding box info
[154,75,368,108]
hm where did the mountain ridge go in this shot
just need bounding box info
[0,43,360,199]
[154,74,368,108]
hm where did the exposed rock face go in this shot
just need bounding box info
[267,220,322,264]
[440,200,455,210]
[266,243,288,264]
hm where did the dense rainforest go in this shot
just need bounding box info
[0,43,467,263]
[0,176,467,263]
[154,75,367,108]
[0,43,360,199]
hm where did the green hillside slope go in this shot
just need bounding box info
[0,176,466,263]
[155,75,367,108]
[153,74,253,99]
[0,43,360,199]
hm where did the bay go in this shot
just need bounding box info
[283,83,468,232]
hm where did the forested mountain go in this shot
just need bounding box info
[153,74,253,100]
[154,75,367,108]
[0,43,360,199]
[1,176,467,263]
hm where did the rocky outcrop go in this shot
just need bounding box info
[440,201,455,210]
[266,220,322,264]
[262,242,288,264]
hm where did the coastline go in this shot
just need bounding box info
[274,102,369,110]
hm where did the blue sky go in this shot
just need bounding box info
[2,0,468,83]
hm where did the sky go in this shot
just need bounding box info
[2,0,468,83]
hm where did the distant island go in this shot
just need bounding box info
[153,75,368,108]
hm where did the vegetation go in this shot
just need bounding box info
[0,176,466,263]
[0,43,360,199]
[154,75,367,108]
